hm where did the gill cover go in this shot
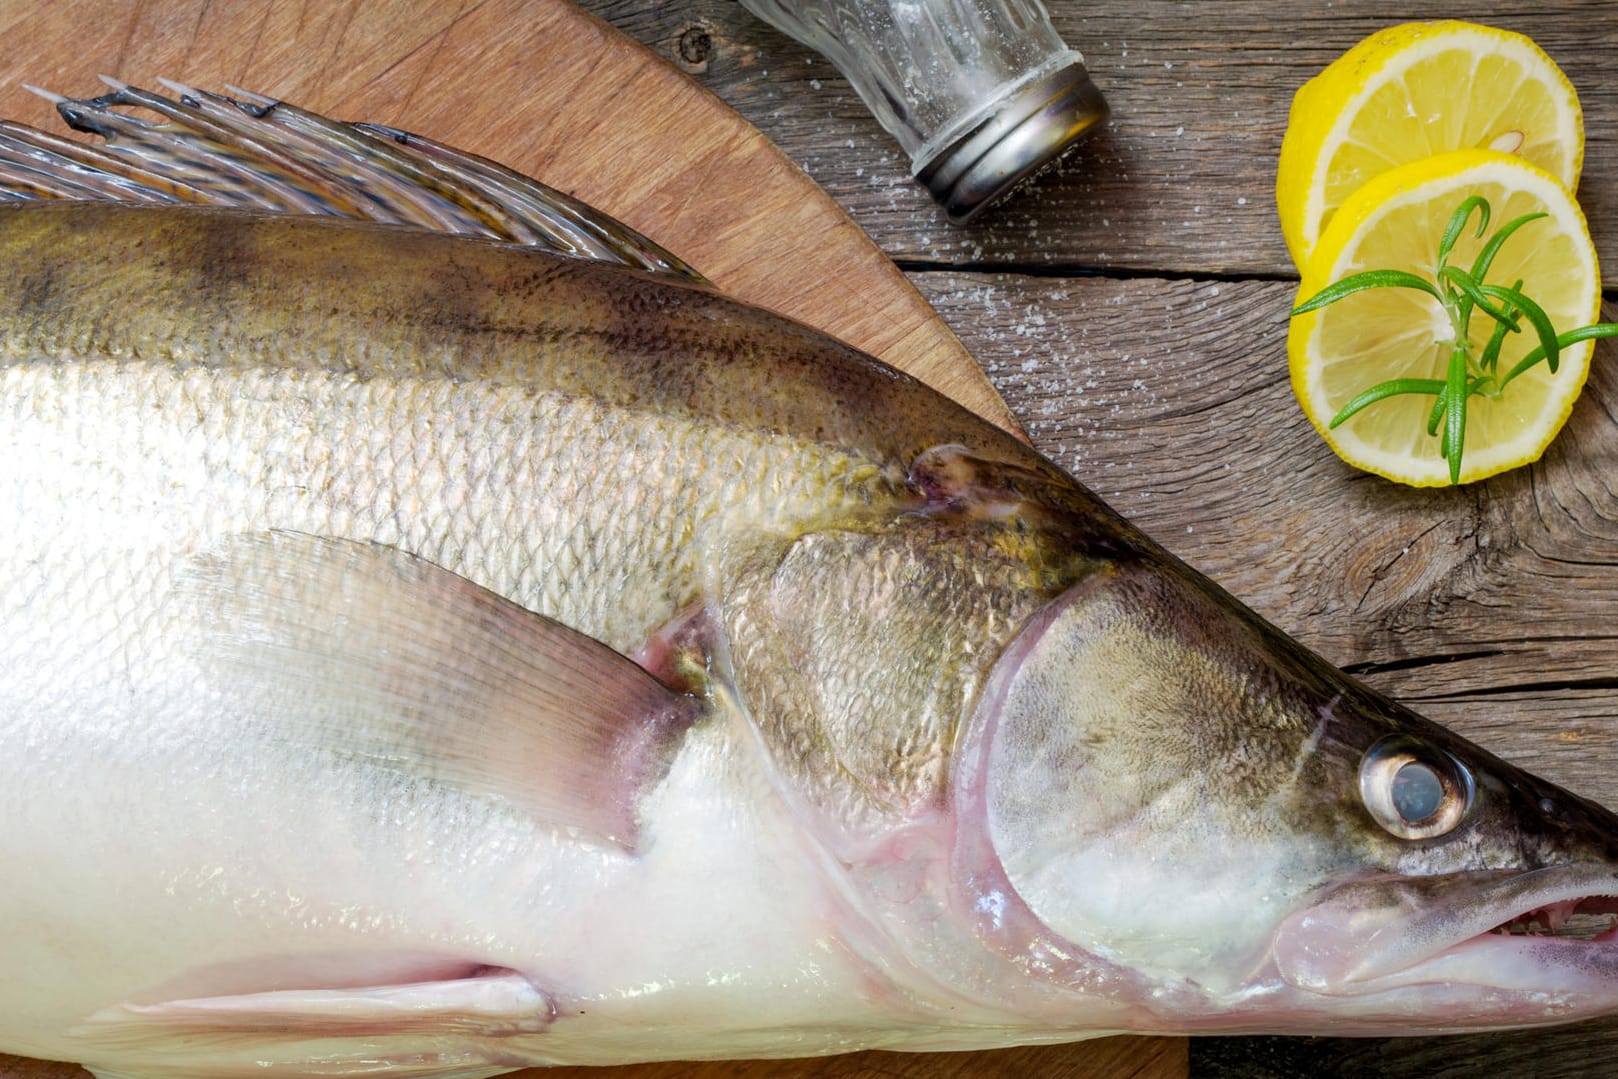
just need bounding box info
[953,560,1358,992]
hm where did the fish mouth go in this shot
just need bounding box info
[1273,864,1618,1022]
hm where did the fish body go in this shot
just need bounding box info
[4,90,1618,1079]
[0,202,1113,1073]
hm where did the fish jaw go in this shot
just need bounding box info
[1266,866,1618,1030]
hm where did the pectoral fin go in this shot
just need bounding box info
[77,967,550,1079]
[174,532,698,851]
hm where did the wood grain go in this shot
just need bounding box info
[1193,1013,1618,1079]
[589,0,1618,281]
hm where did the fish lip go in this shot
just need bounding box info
[1274,864,1618,999]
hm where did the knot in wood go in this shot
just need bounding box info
[678,25,713,71]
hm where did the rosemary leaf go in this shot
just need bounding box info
[1500,323,1618,389]
[1445,345,1468,485]
[1481,283,1561,374]
[1328,378,1448,428]
[1437,196,1490,265]
[1291,270,1441,315]
[1427,390,1448,438]
[1439,266,1517,324]
[1469,212,1547,283]
[1478,306,1518,378]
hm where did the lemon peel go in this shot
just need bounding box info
[1277,21,1582,270]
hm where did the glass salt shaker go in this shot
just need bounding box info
[739,0,1108,223]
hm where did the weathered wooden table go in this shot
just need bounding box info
[1,2,1615,1079]
[581,1,1618,1075]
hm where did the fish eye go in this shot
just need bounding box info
[1359,735,1473,840]
[1391,760,1444,821]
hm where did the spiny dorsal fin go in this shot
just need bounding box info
[0,78,706,283]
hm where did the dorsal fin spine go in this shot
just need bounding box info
[0,80,707,284]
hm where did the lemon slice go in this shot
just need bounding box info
[1277,21,1582,269]
[1289,149,1600,486]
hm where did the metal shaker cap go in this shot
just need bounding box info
[916,60,1108,225]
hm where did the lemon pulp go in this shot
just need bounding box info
[1289,150,1600,486]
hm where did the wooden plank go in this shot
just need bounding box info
[1191,1013,1618,1079]
[585,0,1618,280]
[0,0,1016,431]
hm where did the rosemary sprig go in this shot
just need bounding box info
[1291,196,1618,484]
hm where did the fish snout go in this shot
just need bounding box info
[1273,866,1618,1025]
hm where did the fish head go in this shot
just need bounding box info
[950,555,1618,1033]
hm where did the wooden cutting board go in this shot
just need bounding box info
[0,2,1182,1078]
